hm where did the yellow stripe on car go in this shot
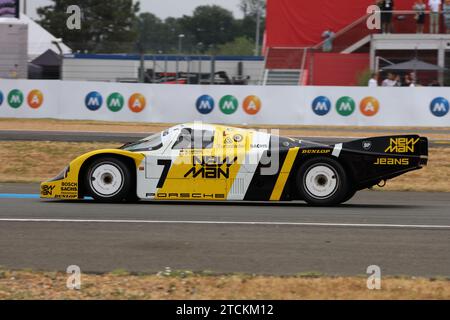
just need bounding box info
[270,148,300,201]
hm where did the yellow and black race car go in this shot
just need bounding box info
[41,123,428,206]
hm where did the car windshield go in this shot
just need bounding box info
[121,133,163,152]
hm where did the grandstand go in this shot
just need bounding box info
[263,0,450,86]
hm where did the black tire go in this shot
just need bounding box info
[341,188,357,204]
[84,157,133,202]
[296,157,349,206]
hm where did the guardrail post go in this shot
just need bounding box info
[210,55,215,85]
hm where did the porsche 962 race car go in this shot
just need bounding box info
[41,123,428,206]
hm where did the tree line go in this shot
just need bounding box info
[37,0,266,55]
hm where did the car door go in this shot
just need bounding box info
[149,127,232,200]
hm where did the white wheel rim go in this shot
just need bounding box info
[303,164,339,199]
[89,163,124,197]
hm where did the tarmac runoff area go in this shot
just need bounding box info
[0,183,449,277]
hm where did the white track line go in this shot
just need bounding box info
[0,218,449,229]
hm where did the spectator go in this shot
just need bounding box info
[321,29,335,52]
[368,73,379,87]
[394,74,402,86]
[382,72,398,86]
[403,73,416,86]
[402,74,411,86]
[414,0,426,33]
[443,0,450,33]
[9,64,18,79]
[409,72,418,86]
[428,0,442,34]
[378,0,394,33]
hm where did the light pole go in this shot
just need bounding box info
[197,42,204,54]
[178,34,185,54]
[176,34,185,81]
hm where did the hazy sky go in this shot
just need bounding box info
[23,0,244,20]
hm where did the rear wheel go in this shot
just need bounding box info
[341,188,357,204]
[84,157,132,202]
[297,157,349,206]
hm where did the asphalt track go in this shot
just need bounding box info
[0,183,449,276]
[0,130,449,147]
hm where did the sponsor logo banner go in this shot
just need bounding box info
[313,96,379,117]
[243,95,262,115]
[312,96,331,116]
[196,95,215,115]
[0,80,449,126]
[430,97,449,117]
[128,93,146,113]
[219,95,238,115]
[336,96,356,116]
[85,91,103,111]
[8,89,24,109]
[360,97,379,117]
[27,90,44,109]
[107,93,124,112]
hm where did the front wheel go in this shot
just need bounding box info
[296,157,350,206]
[84,157,133,202]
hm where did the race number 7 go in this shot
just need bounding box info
[156,159,172,188]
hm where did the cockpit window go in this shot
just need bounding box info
[121,133,163,152]
[172,128,215,150]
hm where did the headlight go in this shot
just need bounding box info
[49,166,69,182]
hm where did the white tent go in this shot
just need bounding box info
[0,14,71,59]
